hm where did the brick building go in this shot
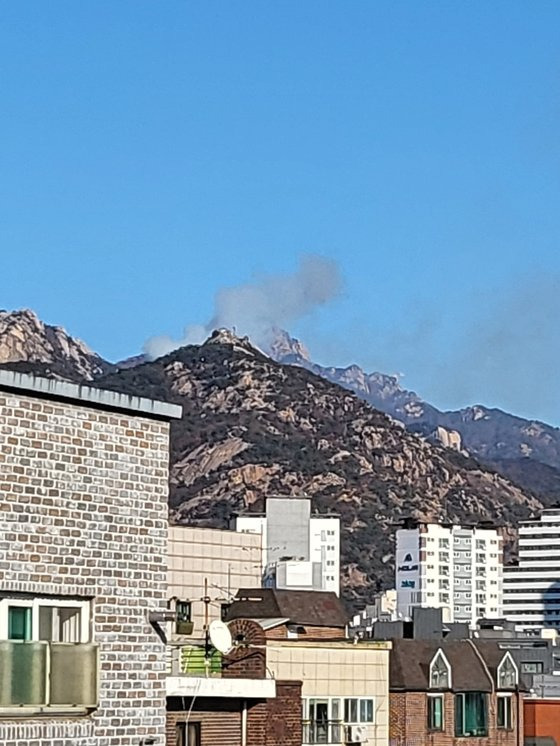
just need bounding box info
[225,587,348,639]
[167,619,302,746]
[389,638,524,745]
[0,370,181,746]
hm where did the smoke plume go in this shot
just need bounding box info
[143,255,342,359]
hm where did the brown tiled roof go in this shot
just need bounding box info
[225,588,349,628]
[389,639,507,692]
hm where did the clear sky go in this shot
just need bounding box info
[2,1,560,424]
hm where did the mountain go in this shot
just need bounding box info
[0,309,112,381]
[93,329,541,608]
[268,330,560,497]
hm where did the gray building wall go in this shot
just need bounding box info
[267,498,310,564]
[0,376,178,745]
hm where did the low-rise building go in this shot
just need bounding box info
[389,638,524,744]
[225,587,348,640]
[0,369,181,745]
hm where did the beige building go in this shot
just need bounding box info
[168,526,262,638]
[266,639,391,746]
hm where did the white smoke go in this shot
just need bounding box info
[143,254,342,359]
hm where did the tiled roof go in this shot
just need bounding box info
[225,588,349,628]
[390,639,513,692]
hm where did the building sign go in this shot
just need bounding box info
[401,580,415,588]
[398,552,418,572]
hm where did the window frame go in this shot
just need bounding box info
[0,596,90,643]
[176,600,192,623]
[429,649,452,689]
[497,694,513,730]
[427,693,444,731]
[497,653,518,690]
[343,697,375,724]
[455,692,488,737]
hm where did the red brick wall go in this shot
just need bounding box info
[166,699,242,746]
[223,618,267,679]
[264,624,345,640]
[166,683,302,746]
[524,699,560,743]
[247,680,302,746]
[389,691,523,746]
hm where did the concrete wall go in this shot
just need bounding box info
[0,385,172,745]
[168,526,262,637]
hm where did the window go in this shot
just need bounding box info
[176,722,201,746]
[521,661,543,674]
[176,601,192,623]
[427,695,444,731]
[497,695,512,730]
[1,596,89,642]
[498,654,518,689]
[429,651,451,689]
[455,692,488,737]
[344,698,374,724]
[0,595,95,712]
[220,603,230,622]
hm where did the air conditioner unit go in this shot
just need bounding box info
[344,725,367,743]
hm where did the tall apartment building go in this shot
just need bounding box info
[234,497,340,595]
[0,369,180,746]
[396,522,503,626]
[503,506,560,631]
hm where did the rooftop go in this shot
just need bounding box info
[226,588,349,628]
[0,369,182,420]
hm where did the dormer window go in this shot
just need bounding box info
[498,654,517,689]
[430,650,452,689]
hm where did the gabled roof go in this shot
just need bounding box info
[225,588,349,628]
[390,639,515,692]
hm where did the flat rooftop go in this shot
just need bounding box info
[0,369,182,421]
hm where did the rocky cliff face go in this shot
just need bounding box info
[95,332,541,608]
[269,330,560,498]
[0,309,111,381]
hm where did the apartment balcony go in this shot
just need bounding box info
[168,643,223,677]
[303,720,343,744]
[0,640,98,712]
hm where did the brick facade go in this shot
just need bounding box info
[264,623,345,640]
[524,699,560,744]
[0,380,177,746]
[166,682,302,746]
[390,690,523,746]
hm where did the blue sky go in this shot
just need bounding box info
[2,1,560,424]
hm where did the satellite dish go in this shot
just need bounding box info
[209,620,233,655]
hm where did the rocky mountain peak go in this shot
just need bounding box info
[266,328,311,362]
[0,308,110,381]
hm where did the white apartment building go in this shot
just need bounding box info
[503,506,560,631]
[396,522,503,626]
[234,496,340,595]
